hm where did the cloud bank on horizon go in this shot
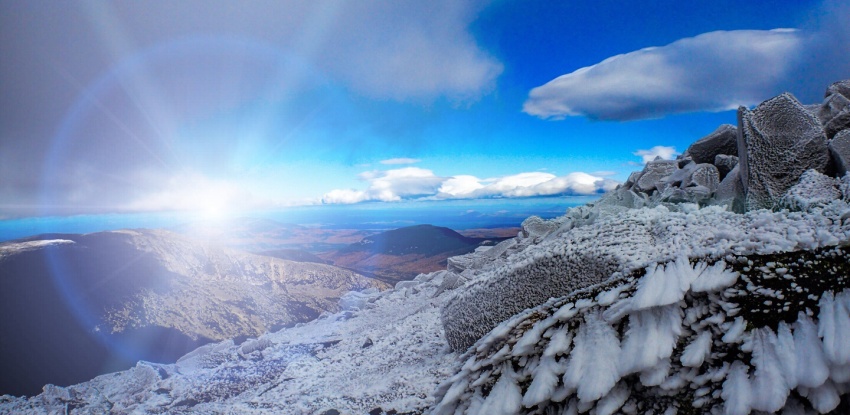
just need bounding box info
[321,167,619,204]
[523,6,850,121]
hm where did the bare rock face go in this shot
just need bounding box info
[714,154,738,181]
[819,80,850,139]
[683,124,738,164]
[711,165,746,213]
[830,129,850,176]
[635,159,678,193]
[737,93,830,211]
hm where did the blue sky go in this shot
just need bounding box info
[1,0,848,219]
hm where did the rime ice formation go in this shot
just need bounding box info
[3,82,850,414]
[738,93,830,211]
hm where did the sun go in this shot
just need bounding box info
[199,204,229,222]
[194,190,233,222]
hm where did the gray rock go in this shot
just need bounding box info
[737,93,830,211]
[659,187,693,204]
[818,80,850,139]
[711,165,745,213]
[829,129,850,176]
[595,187,640,209]
[634,159,678,194]
[661,162,697,188]
[686,163,720,192]
[624,171,643,188]
[713,154,738,181]
[683,124,738,164]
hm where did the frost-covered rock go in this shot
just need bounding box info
[830,129,850,176]
[737,93,830,211]
[635,159,679,194]
[687,163,720,192]
[714,154,739,181]
[520,215,559,242]
[433,245,850,415]
[441,198,850,351]
[818,80,850,140]
[684,124,738,164]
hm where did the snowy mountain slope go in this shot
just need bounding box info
[0,229,386,397]
[3,82,850,414]
[0,272,460,414]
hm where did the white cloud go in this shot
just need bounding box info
[634,146,679,163]
[323,168,619,204]
[380,158,421,165]
[524,29,806,120]
[323,167,444,204]
[438,175,484,196]
[321,189,369,205]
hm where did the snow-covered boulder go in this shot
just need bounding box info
[737,93,830,211]
[830,129,850,176]
[683,123,738,164]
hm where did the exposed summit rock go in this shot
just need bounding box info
[714,153,738,180]
[818,80,850,139]
[830,129,850,176]
[683,123,738,164]
[737,93,830,211]
[634,159,678,193]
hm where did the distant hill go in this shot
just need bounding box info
[323,224,509,283]
[0,229,386,397]
[257,248,331,264]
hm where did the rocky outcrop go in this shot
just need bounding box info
[737,93,830,211]
[830,129,850,176]
[714,154,738,180]
[634,159,678,193]
[601,83,849,216]
[818,80,850,140]
[683,123,738,164]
